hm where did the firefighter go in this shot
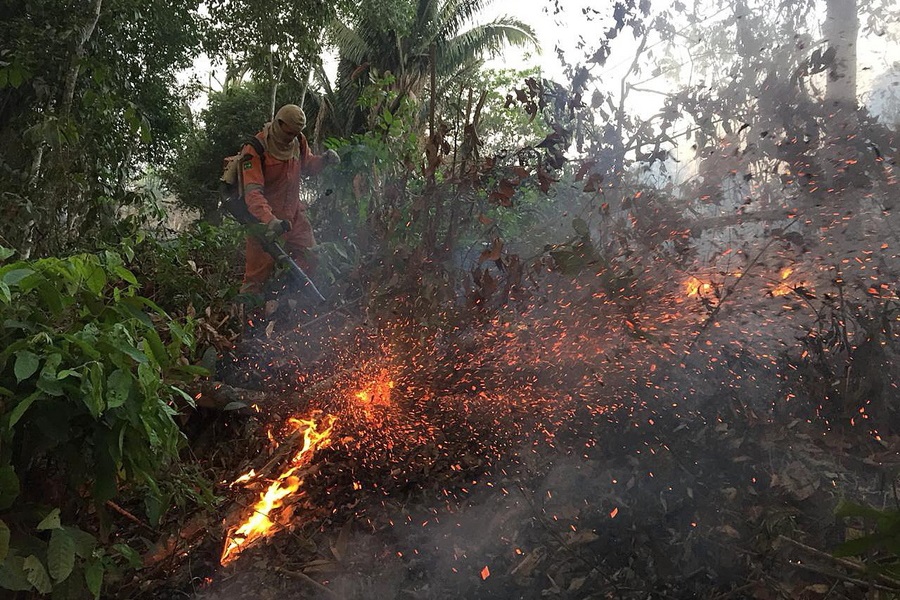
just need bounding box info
[240,103,340,295]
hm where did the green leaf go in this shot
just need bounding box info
[112,265,138,286]
[836,500,892,521]
[2,268,34,286]
[0,555,32,591]
[23,555,52,594]
[81,363,104,418]
[112,543,141,569]
[143,329,170,368]
[56,369,82,380]
[0,282,10,303]
[110,339,148,364]
[37,508,61,531]
[48,528,75,582]
[62,527,96,560]
[106,369,131,409]
[84,558,103,599]
[83,264,107,295]
[0,247,14,262]
[8,391,40,428]
[0,467,20,511]
[14,350,40,383]
[572,217,590,238]
[0,520,9,562]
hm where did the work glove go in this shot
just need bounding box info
[323,149,340,166]
[265,218,291,242]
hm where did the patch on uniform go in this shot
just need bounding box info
[242,161,252,170]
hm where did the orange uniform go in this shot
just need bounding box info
[240,130,327,294]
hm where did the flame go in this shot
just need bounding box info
[353,369,395,420]
[221,414,337,565]
[685,277,713,297]
[769,267,809,297]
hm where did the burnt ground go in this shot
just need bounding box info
[131,252,900,600]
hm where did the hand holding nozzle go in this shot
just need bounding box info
[265,218,291,241]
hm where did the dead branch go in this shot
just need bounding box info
[274,566,346,599]
[187,381,270,413]
[105,500,159,535]
[778,535,900,589]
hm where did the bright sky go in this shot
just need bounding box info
[185,1,900,123]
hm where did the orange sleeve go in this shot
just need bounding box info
[241,143,275,224]
[299,135,326,177]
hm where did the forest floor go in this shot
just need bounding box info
[135,271,900,600]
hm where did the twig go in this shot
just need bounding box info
[778,535,900,589]
[789,559,899,593]
[274,566,345,599]
[686,218,800,352]
[105,500,159,535]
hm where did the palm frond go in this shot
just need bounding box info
[328,19,371,65]
[438,18,539,74]
[438,0,498,38]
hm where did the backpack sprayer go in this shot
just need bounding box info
[220,138,326,303]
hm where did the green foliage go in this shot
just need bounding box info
[128,220,245,319]
[0,246,206,597]
[329,0,539,137]
[0,0,204,257]
[834,500,900,579]
[165,82,272,216]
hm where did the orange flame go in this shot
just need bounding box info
[770,267,807,297]
[685,277,713,297]
[353,369,395,421]
[221,414,337,565]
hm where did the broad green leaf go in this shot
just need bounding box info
[62,527,96,559]
[81,363,104,418]
[572,217,590,238]
[2,268,33,286]
[112,543,141,568]
[0,467,20,511]
[56,369,82,380]
[37,508,61,530]
[112,265,138,286]
[109,339,148,364]
[23,555,51,594]
[0,520,9,562]
[143,329,170,368]
[835,500,892,521]
[106,369,131,409]
[0,282,10,303]
[84,558,103,599]
[48,528,75,582]
[0,247,14,261]
[13,350,40,383]
[8,391,40,427]
[0,555,32,592]
[83,264,107,296]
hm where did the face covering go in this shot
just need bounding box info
[265,104,306,160]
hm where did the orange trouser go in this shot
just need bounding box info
[241,211,317,295]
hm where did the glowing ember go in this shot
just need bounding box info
[221,414,337,565]
[685,277,713,297]
[352,369,396,421]
[769,267,810,297]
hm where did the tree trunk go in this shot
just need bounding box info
[824,0,859,110]
[61,0,104,117]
